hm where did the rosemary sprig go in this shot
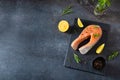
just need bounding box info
[62,5,73,16]
[108,51,119,61]
[73,53,81,63]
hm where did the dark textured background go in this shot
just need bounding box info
[0,0,120,80]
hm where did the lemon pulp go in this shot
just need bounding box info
[58,20,69,32]
[77,18,84,28]
[96,43,105,54]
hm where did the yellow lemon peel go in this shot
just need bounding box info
[77,18,84,28]
[96,43,105,54]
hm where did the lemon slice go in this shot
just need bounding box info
[77,18,84,28]
[96,43,105,54]
[58,20,69,32]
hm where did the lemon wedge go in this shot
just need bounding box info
[77,18,84,28]
[96,43,105,54]
[58,20,69,32]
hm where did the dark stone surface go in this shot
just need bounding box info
[0,0,119,80]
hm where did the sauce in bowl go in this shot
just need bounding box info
[92,57,106,70]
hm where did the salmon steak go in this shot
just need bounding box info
[71,25,102,54]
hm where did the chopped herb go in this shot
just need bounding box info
[62,5,73,16]
[73,53,81,63]
[93,33,100,38]
[108,51,119,61]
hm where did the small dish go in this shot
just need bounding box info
[92,57,106,70]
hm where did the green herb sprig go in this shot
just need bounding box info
[108,51,119,61]
[73,53,81,63]
[62,5,73,16]
[97,0,111,11]
[98,0,111,8]
[93,33,100,38]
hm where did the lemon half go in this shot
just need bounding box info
[58,20,69,32]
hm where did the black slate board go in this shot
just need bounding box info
[64,19,110,75]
